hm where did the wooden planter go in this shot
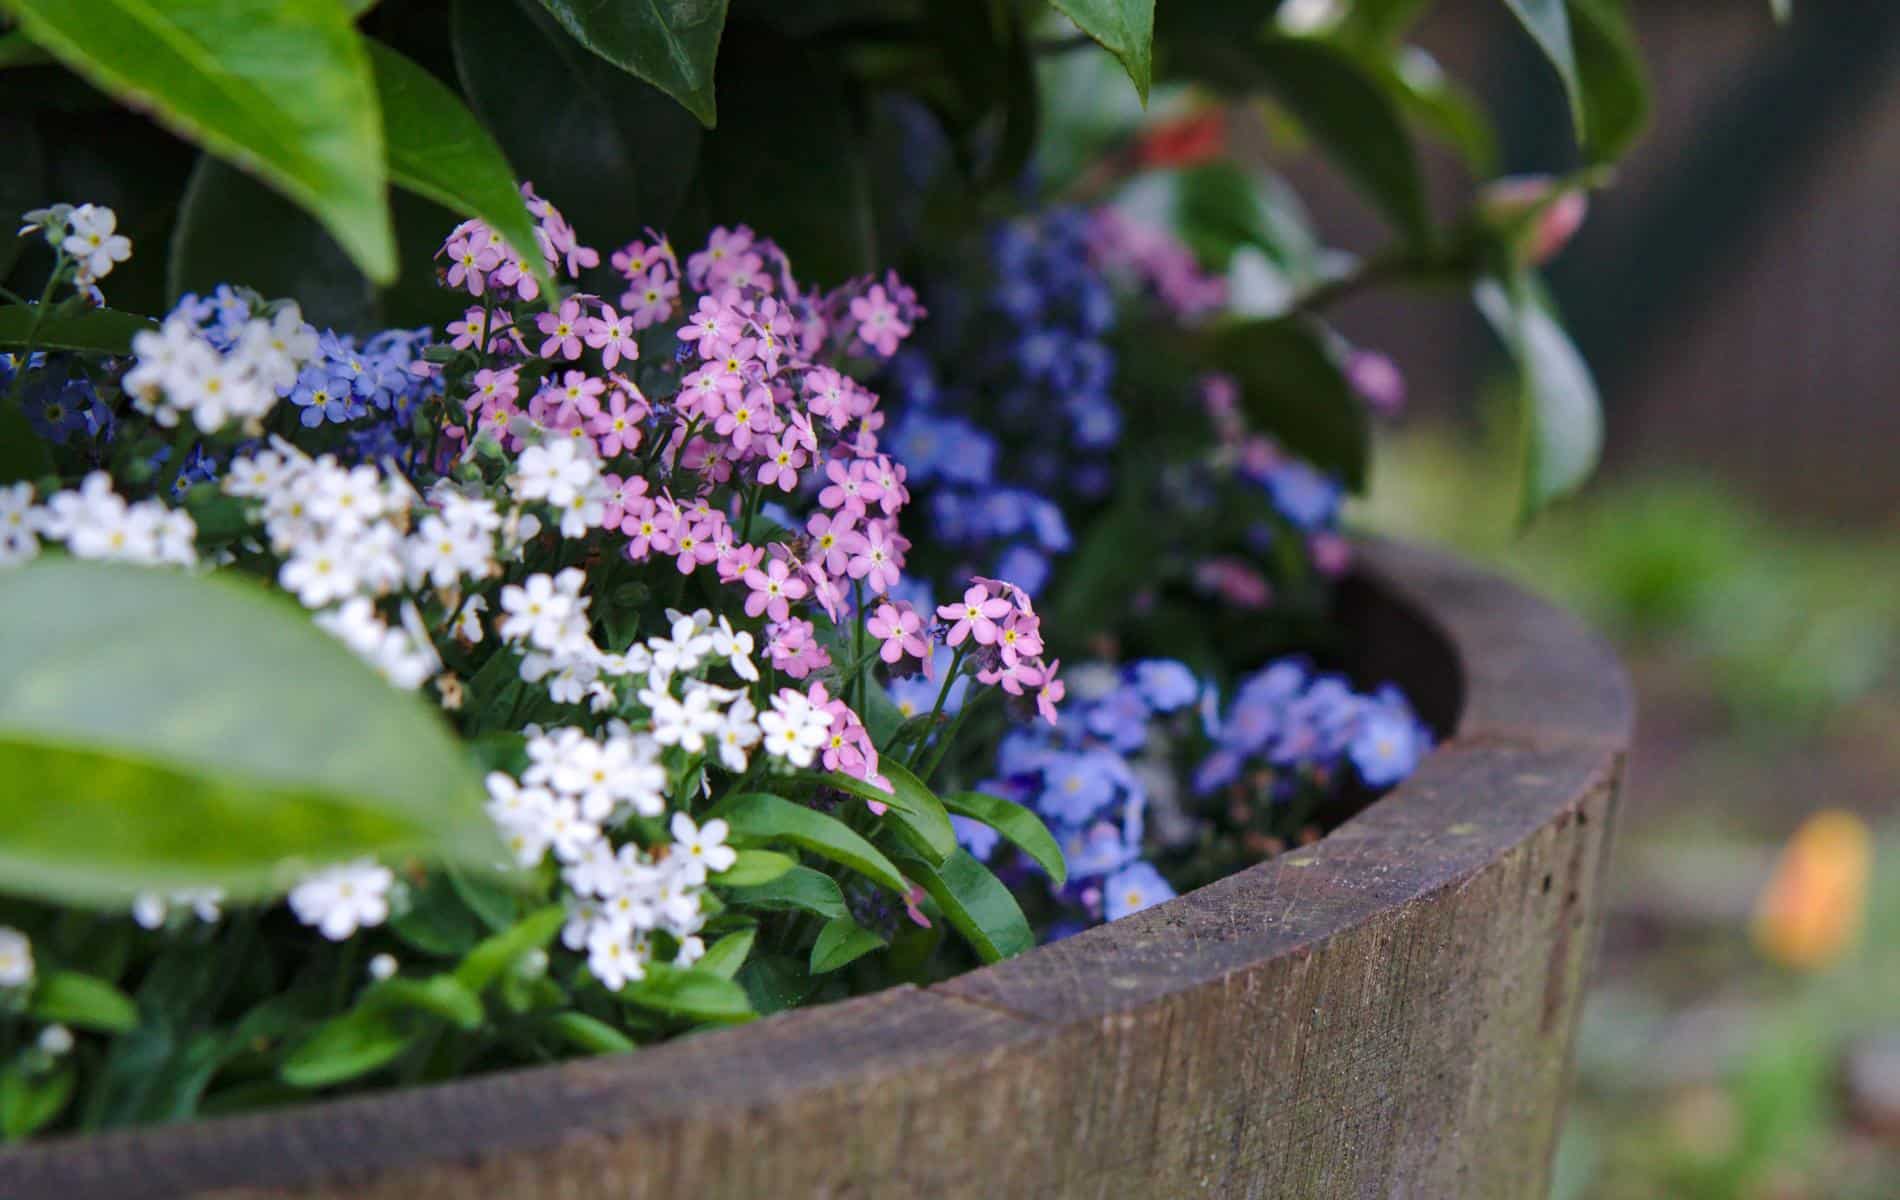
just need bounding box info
[0,539,1632,1199]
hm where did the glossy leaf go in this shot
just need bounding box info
[453,0,702,248]
[1499,0,1581,135]
[28,969,138,1034]
[943,792,1067,886]
[366,41,550,302]
[716,847,796,887]
[0,304,156,354]
[539,1010,636,1054]
[0,561,500,907]
[719,865,848,920]
[1249,36,1429,241]
[823,757,957,866]
[1203,318,1371,491]
[1049,0,1155,102]
[896,849,1033,963]
[1567,0,1650,164]
[0,0,395,282]
[0,1062,75,1139]
[1474,276,1603,517]
[714,791,909,895]
[280,1009,414,1088]
[452,903,566,993]
[535,0,728,127]
[622,961,754,1023]
[695,926,756,979]
[809,915,885,974]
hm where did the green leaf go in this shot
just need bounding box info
[453,903,566,993]
[1249,36,1429,241]
[0,304,156,354]
[1049,0,1155,102]
[1337,0,1431,46]
[809,915,885,974]
[0,561,500,907]
[1203,318,1371,491]
[28,969,138,1034]
[168,155,374,332]
[942,791,1067,886]
[694,926,755,979]
[280,1008,415,1089]
[1498,0,1581,135]
[360,975,484,1031]
[826,756,957,867]
[714,792,909,895]
[1567,0,1649,164]
[1474,276,1603,517]
[735,953,812,1016]
[389,872,485,957]
[0,0,395,283]
[715,847,796,887]
[538,1010,636,1054]
[1770,0,1792,23]
[622,961,753,1023]
[534,0,727,127]
[0,1062,75,1140]
[1376,48,1499,174]
[719,865,848,921]
[452,0,702,248]
[894,849,1033,963]
[366,40,551,304]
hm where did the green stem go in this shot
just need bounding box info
[850,579,867,713]
[739,481,763,544]
[4,249,68,413]
[919,686,988,786]
[905,645,967,770]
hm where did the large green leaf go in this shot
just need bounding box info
[1249,36,1429,241]
[453,0,702,249]
[895,849,1033,963]
[1474,276,1602,517]
[713,791,909,895]
[366,41,551,302]
[1049,0,1154,102]
[1204,318,1372,491]
[0,0,395,283]
[0,305,155,354]
[809,915,884,974]
[622,961,753,1023]
[823,756,957,866]
[0,560,499,906]
[719,865,848,920]
[1567,0,1649,164]
[535,0,727,127]
[942,791,1067,886]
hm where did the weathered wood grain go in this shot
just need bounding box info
[0,539,1632,1200]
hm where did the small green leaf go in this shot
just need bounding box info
[622,961,754,1023]
[0,0,395,282]
[361,975,483,1031]
[694,926,755,980]
[280,1009,415,1089]
[538,1010,635,1054]
[366,40,552,303]
[716,847,796,887]
[453,903,566,993]
[894,849,1034,963]
[534,0,728,127]
[714,792,909,895]
[942,791,1067,886]
[1567,0,1649,164]
[0,304,156,354]
[1499,0,1581,134]
[823,756,957,867]
[1203,318,1371,491]
[1474,276,1603,517]
[736,953,812,1016]
[809,915,885,974]
[0,1062,75,1140]
[720,865,848,921]
[28,969,138,1034]
[1049,0,1155,102]
[0,561,501,906]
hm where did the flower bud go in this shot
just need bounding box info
[1478,176,1589,266]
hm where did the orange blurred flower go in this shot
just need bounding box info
[1132,109,1228,169]
[1751,810,1873,970]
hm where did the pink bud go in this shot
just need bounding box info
[1479,176,1589,265]
[1345,351,1406,416]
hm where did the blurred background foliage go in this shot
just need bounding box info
[1332,4,1897,1194]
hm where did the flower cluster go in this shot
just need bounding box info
[1085,206,1227,320]
[1,474,196,568]
[1194,658,1433,797]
